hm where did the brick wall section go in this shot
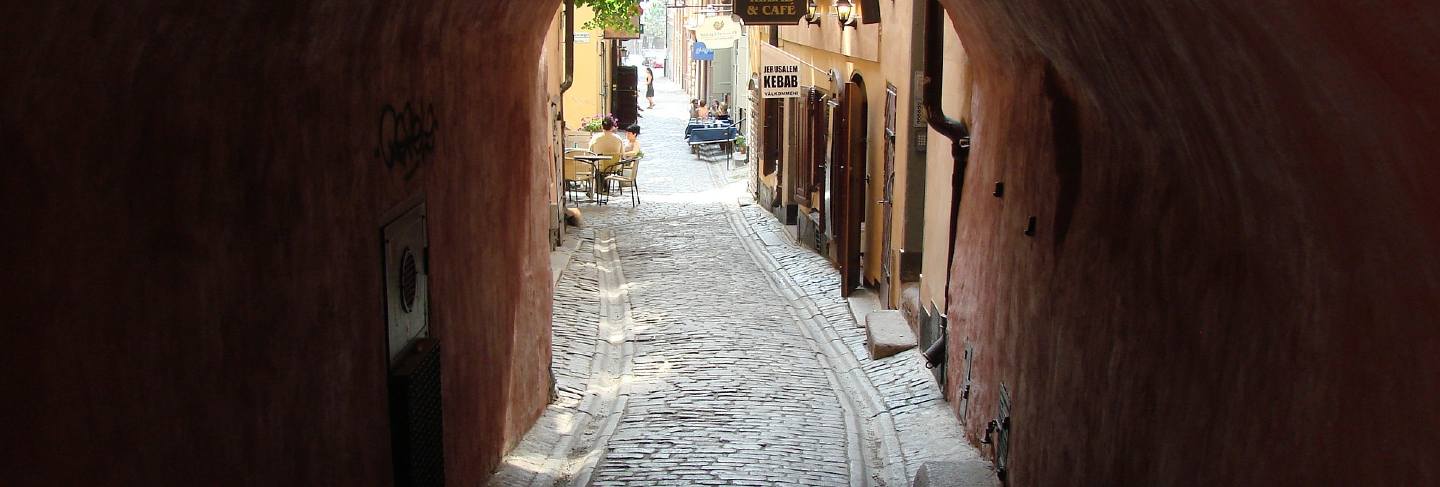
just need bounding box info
[0,2,556,484]
[935,0,1440,484]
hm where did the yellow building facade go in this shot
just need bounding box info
[740,0,968,335]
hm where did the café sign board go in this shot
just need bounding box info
[735,0,806,25]
[761,62,802,98]
[695,16,742,47]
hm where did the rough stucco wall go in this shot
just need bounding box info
[0,2,555,484]
[919,20,964,311]
[937,0,1440,484]
[779,7,880,63]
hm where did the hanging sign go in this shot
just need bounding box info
[692,41,715,62]
[761,62,802,98]
[695,16,742,47]
[735,0,806,25]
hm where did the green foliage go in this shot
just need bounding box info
[578,0,642,33]
[580,113,621,132]
[641,0,667,39]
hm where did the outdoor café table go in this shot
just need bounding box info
[573,154,617,202]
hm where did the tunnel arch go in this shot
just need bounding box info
[933,0,1440,485]
[3,1,1439,485]
[4,1,566,484]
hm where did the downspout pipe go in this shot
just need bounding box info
[921,0,971,305]
[561,0,575,95]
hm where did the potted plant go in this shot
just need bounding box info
[732,135,748,162]
[580,113,620,133]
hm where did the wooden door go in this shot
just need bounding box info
[763,98,783,178]
[879,83,898,305]
[829,87,849,278]
[834,79,868,297]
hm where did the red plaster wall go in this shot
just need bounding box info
[1,2,557,484]
[937,0,1440,484]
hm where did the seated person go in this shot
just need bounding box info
[588,118,625,158]
[696,99,710,120]
[622,124,642,158]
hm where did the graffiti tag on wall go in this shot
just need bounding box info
[375,102,437,180]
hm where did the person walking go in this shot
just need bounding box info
[645,67,655,109]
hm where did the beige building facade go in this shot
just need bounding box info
[732,0,967,336]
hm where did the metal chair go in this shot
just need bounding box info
[591,154,623,205]
[605,156,642,207]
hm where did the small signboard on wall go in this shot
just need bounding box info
[695,16,742,47]
[692,41,715,61]
[761,62,802,98]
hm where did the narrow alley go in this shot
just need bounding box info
[8,1,1440,486]
[491,78,986,486]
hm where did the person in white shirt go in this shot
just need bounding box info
[588,118,625,157]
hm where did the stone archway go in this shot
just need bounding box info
[2,1,565,484]
[930,1,1440,485]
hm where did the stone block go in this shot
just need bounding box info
[865,310,918,360]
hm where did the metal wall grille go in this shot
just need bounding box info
[996,383,1012,483]
[958,343,974,424]
[390,339,444,487]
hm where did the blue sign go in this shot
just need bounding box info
[692,41,715,61]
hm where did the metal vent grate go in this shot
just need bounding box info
[958,342,974,424]
[390,339,444,487]
[996,383,1012,483]
[399,248,418,312]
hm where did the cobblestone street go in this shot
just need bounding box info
[490,77,989,487]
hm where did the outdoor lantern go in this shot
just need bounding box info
[835,0,857,27]
[805,0,822,25]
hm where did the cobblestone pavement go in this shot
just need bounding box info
[491,76,991,487]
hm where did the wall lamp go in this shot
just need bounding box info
[835,0,857,27]
[804,0,822,26]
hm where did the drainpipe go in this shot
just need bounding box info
[921,0,971,310]
[561,0,575,95]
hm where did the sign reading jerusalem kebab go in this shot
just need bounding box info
[761,62,802,98]
[735,0,806,25]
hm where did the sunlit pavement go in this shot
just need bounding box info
[490,76,989,487]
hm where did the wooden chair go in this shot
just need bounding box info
[561,151,595,204]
